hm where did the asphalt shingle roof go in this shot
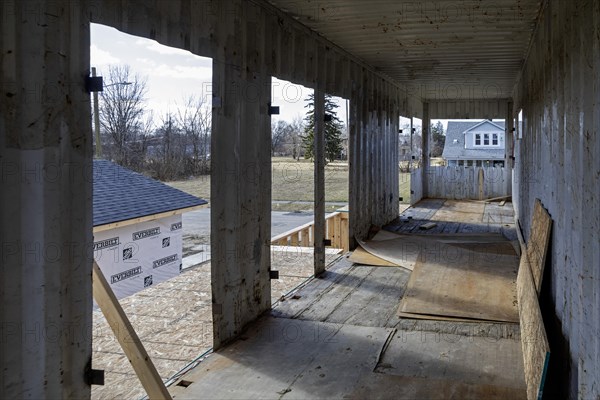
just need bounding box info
[93,159,207,227]
[442,120,505,160]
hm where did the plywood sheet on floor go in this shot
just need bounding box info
[348,245,400,266]
[433,200,485,223]
[355,232,511,270]
[367,326,526,399]
[399,241,520,323]
[170,317,394,400]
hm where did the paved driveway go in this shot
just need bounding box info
[183,208,319,237]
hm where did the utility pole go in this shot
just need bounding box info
[90,68,132,159]
[92,67,102,158]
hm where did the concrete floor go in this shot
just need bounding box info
[169,200,527,399]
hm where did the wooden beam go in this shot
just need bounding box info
[422,102,430,198]
[92,262,172,400]
[93,204,207,233]
[314,84,326,275]
[478,168,484,200]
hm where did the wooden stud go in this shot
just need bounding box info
[314,81,326,274]
[92,262,172,400]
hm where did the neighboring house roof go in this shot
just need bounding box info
[93,159,207,227]
[442,120,506,161]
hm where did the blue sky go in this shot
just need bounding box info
[90,23,345,125]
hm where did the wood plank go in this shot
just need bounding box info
[399,242,520,323]
[92,262,172,400]
[419,222,437,230]
[516,254,550,400]
[478,168,485,200]
[397,310,509,324]
[300,265,410,328]
[271,258,356,319]
[335,266,410,328]
[313,64,326,274]
[526,199,552,294]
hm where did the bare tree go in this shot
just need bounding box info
[99,65,148,167]
[175,95,211,174]
[289,116,305,160]
[148,112,187,180]
[271,120,292,156]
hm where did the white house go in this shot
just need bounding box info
[442,120,506,167]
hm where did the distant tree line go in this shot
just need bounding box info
[96,65,211,181]
[96,66,348,181]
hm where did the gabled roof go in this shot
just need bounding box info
[462,119,505,133]
[442,120,505,161]
[93,159,207,227]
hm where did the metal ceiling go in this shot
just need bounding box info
[267,0,543,100]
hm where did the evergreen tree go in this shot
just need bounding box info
[302,93,344,162]
[430,120,446,157]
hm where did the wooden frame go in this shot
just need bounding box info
[270,211,349,252]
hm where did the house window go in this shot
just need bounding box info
[492,134,498,145]
[483,134,490,145]
[458,160,464,166]
[475,134,481,146]
[475,160,482,167]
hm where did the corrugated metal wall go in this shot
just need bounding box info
[514,1,599,398]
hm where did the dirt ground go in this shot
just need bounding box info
[91,249,341,400]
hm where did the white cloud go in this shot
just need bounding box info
[90,44,120,66]
[134,38,195,56]
[151,64,212,81]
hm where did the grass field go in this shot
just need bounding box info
[167,157,411,211]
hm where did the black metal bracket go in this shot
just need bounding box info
[324,114,333,122]
[85,76,103,93]
[323,239,332,246]
[85,361,105,386]
[270,270,279,279]
[268,103,280,115]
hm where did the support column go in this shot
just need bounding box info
[348,76,360,250]
[505,101,514,196]
[0,1,92,398]
[314,88,326,275]
[422,102,430,198]
[210,7,271,348]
